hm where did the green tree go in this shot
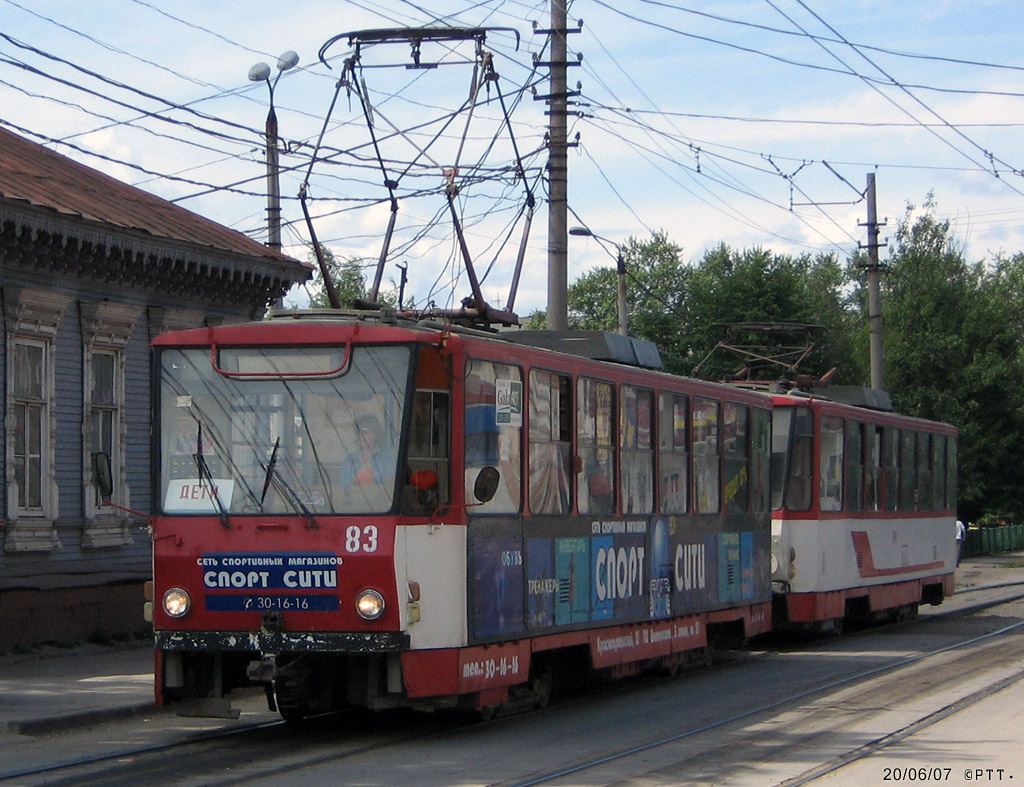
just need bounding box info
[680,245,857,381]
[307,245,399,309]
[566,231,690,372]
[879,197,1024,522]
[566,234,855,379]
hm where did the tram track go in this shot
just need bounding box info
[778,665,1024,786]
[499,599,1024,787]
[0,715,287,784]
[4,581,1022,786]
[0,708,472,786]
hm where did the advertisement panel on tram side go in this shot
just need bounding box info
[467,515,770,643]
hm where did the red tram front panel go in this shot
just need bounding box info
[152,517,400,643]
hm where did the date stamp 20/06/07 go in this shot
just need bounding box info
[881,767,1013,781]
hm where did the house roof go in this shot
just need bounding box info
[0,124,309,272]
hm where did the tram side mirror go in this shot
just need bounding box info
[92,452,113,499]
[473,466,500,503]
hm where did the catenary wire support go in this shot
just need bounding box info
[304,26,526,326]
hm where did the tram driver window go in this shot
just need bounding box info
[404,389,449,514]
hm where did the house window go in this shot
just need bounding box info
[3,286,68,551]
[13,340,46,511]
[88,349,119,509]
[79,301,142,547]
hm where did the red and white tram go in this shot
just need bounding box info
[147,314,773,719]
[769,388,957,633]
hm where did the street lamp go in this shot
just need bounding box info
[248,51,299,252]
[569,226,629,336]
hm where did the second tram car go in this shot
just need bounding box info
[769,389,957,633]
[147,314,773,719]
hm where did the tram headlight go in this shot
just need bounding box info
[355,589,385,621]
[162,588,191,619]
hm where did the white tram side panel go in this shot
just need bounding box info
[772,513,956,595]
[393,524,468,650]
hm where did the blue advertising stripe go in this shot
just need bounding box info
[206,594,340,612]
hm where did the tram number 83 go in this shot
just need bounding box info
[345,525,379,553]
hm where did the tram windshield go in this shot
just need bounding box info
[158,345,410,515]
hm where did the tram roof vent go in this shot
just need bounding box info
[502,330,663,370]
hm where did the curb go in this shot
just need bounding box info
[5,702,158,737]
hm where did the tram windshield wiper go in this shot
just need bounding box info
[256,436,319,529]
[260,437,280,505]
[267,468,320,530]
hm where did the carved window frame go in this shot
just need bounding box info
[3,287,69,552]
[80,301,142,548]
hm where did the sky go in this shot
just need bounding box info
[3,0,1023,318]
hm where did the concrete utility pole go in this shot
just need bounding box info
[249,52,298,252]
[861,173,887,391]
[545,0,569,330]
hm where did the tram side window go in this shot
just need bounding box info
[845,421,864,512]
[773,406,813,512]
[945,437,958,511]
[692,397,720,513]
[819,416,844,512]
[529,370,571,514]
[659,392,688,514]
[464,359,522,513]
[723,402,749,513]
[917,432,933,511]
[865,424,883,511]
[621,386,654,514]
[932,434,947,511]
[577,377,615,515]
[900,430,917,511]
[751,407,771,513]
[883,427,900,512]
